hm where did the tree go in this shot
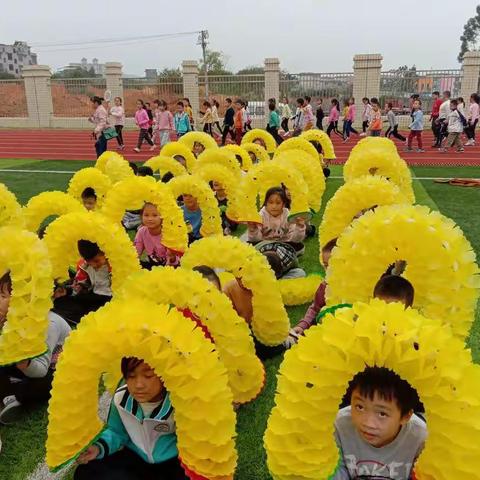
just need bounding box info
[458,5,480,62]
[52,67,100,79]
[199,49,231,74]
[157,67,182,80]
[237,66,264,75]
[0,72,15,79]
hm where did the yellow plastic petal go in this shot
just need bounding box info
[67,167,112,208]
[178,131,219,151]
[240,142,271,163]
[241,128,276,153]
[0,183,24,228]
[275,137,319,164]
[222,144,253,171]
[144,154,187,178]
[160,141,198,172]
[300,128,336,159]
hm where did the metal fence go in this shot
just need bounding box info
[122,77,184,116]
[380,69,463,113]
[199,74,265,116]
[280,72,354,104]
[51,78,107,117]
[0,79,28,117]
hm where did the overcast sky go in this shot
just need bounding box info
[1,0,478,75]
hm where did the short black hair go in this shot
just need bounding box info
[129,162,139,175]
[121,357,144,378]
[432,91,440,96]
[443,90,451,98]
[77,239,103,261]
[264,251,283,279]
[268,102,276,112]
[296,97,304,105]
[370,97,379,105]
[91,96,104,106]
[193,265,221,289]
[310,140,323,154]
[305,95,311,102]
[226,98,232,104]
[0,271,12,294]
[450,99,458,107]
[161,172,174,183]
[81,187,97,200]
[373,275,414,308]
[263,186,288,207]
[345,366,420,416]
[137,166,154,177]
[177,101,185,107]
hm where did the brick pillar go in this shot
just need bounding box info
[22,65,53,128]
[352,54,383,124]
[105,62,123,102]
[182,60,199,127]
[461,51,480,108]
[264,58,280,125]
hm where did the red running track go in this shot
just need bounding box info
[0,129,479,166]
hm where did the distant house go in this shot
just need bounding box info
[0,41,37,77]
[63,58,106,76]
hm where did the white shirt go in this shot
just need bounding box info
[439,100,451,120]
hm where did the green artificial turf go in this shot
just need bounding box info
[0,160,478,479]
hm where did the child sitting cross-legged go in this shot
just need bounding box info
[333,366,427,479]
[74,357,187,480]
[134,203,180,270]
[52,240,112,326]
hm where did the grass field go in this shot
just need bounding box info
[0,159,479,479]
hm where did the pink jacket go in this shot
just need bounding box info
[469,102,480,122]
[134,226,180,266]
[346,104,356,121]
[247,207,306,243]
[296,282,326,331]
[328,107,339,123]
[154,109,174,130]
[135,108,150,129]
[110,105,125,126]
[89,105,108,134]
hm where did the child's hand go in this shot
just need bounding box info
[77,445,100,465]
[292,326,304,335]
[53,287,67,299]
[16,359,30,371]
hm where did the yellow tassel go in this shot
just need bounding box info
[144,154,187,178]
[240,142,271,163]
[241,129,277,153]
[67,167,112,208]
[160,141,198,172]
[300,128,336,159]
[0,183,24,228]
[221,144,253,171]
[178,131,219,151]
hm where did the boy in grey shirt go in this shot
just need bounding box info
[333,367,427,480]
[385,103,406,142]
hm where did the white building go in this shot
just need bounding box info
[0,41,37,77]
[64,58,106,76]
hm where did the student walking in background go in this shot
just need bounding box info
[153,99,174,147]
[406,99,424,152]
[360,97,372,136]
[435,90,451,147]
[174,101,191,138]
[244,101,252,131]
[109,97,125,150]
[343,97,358,142]
[303,96,315,131]
[183,98,194,130]
[221,98,235,146]
[440,99,465,153]
[465,93,480,146]
[385,102,406,142]
[369,102,383,137]
[430,91,442,146]
[88,96,109,158]
[326,98,342,137]
[292,98,305,136]
[316,98,324,130]
[267,101,284,145]
[134,100,155,153]
[201,100,214,136]
[211,99,223,135]
[234,99,244,145]
[281,97,292,133]
[144,102,154,140]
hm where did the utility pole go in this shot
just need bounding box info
[198,30,209,99]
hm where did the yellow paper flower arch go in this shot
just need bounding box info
[274,137,319,164]
[23,191,85,233]
[101,176,188,253]
[181,236,290,346]
[144,154,187,178]
[95,151,134,184]
[240,142,271,164]
[194,149,242,178]
[167,174,222,237]
[352,135,399,154]
[326,204,480,339]
[222,144,253,171]
[300,128,336,159]
[279,275,323,306]
[193,163,242,223]
[46,299,237,479]
[0,227,53,365]
[160,141,197,172]
[67,167,112,208]
[0,183,24,228]
[319,175,411,252]
[94,151,124,172]
[43,211,140,294]
[246,161,310,218]
[242,128,277,153]
[343,140,414,202]
[274,150,325,212]
[265,299,480,480]
[114,267,264,404]
[228,176,262,224]
[178,131,219,151]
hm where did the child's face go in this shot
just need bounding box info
[136,101,143,109]
[183,194,199,211]
[82,196,97,211]
[265,193,285,217]
[174,155,186,167]
[159,103,166,111]
[253,138,266,149]
[350,388,411,448]
[142,204,162,231]
[114,98,121,107]
[193,142,205,157]
[177,104,184,113]
[212,181,226,196]
[372,104,379,111]
[0,283,11,329]
[413,100,420,110]
[86,253,107,271]
[450,103,457,111]
[248,151,257,163]
[225,101,231,108]
[126,362,164,403]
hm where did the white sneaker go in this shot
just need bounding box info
[133,147,141,153]
[465,139,475,146]
[0,395,22,425]
[359,132,367,137]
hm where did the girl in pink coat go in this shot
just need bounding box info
[133,99,155,152]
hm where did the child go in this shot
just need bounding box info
[385,103,406,142]
[153,99,174,148]
[134,100,155,153]
[201,101,214,136]
[373,275,415,308]
[222,277,253,326]
[369,102,383,137]
[267,101,284,145]
[221,98,235,146]
[0,272,71,424]
[181,194,202,243]
[292,98,305,136]
[243,101,252,131]
[212,181,237,235]
[52,240,112,326]
[256,241,306,279]
[122,167,154,231]
[316,98,324,130]
[360,97,372,136]
[173,101,191,139]
[109,96,125,150]
[343,97,358,142]
[211,99,222,135]
[134,203,180,270]
[333,366,427,480]
[183,98,194,130]
[430,91,442,145]
[435,90,451,148]
[145,102,154,139]
[233,99,244,145]
[281,97,292,133]
[74,357,187,480]
[81,187,97,211]
[440,99,465,153]
[303,96,315,131]
[192,141,205,158]
[465,93,480,146]
[326,99,342,137]
[247,187,306,244]
[88,96,109,158]
[406,99,424,152]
